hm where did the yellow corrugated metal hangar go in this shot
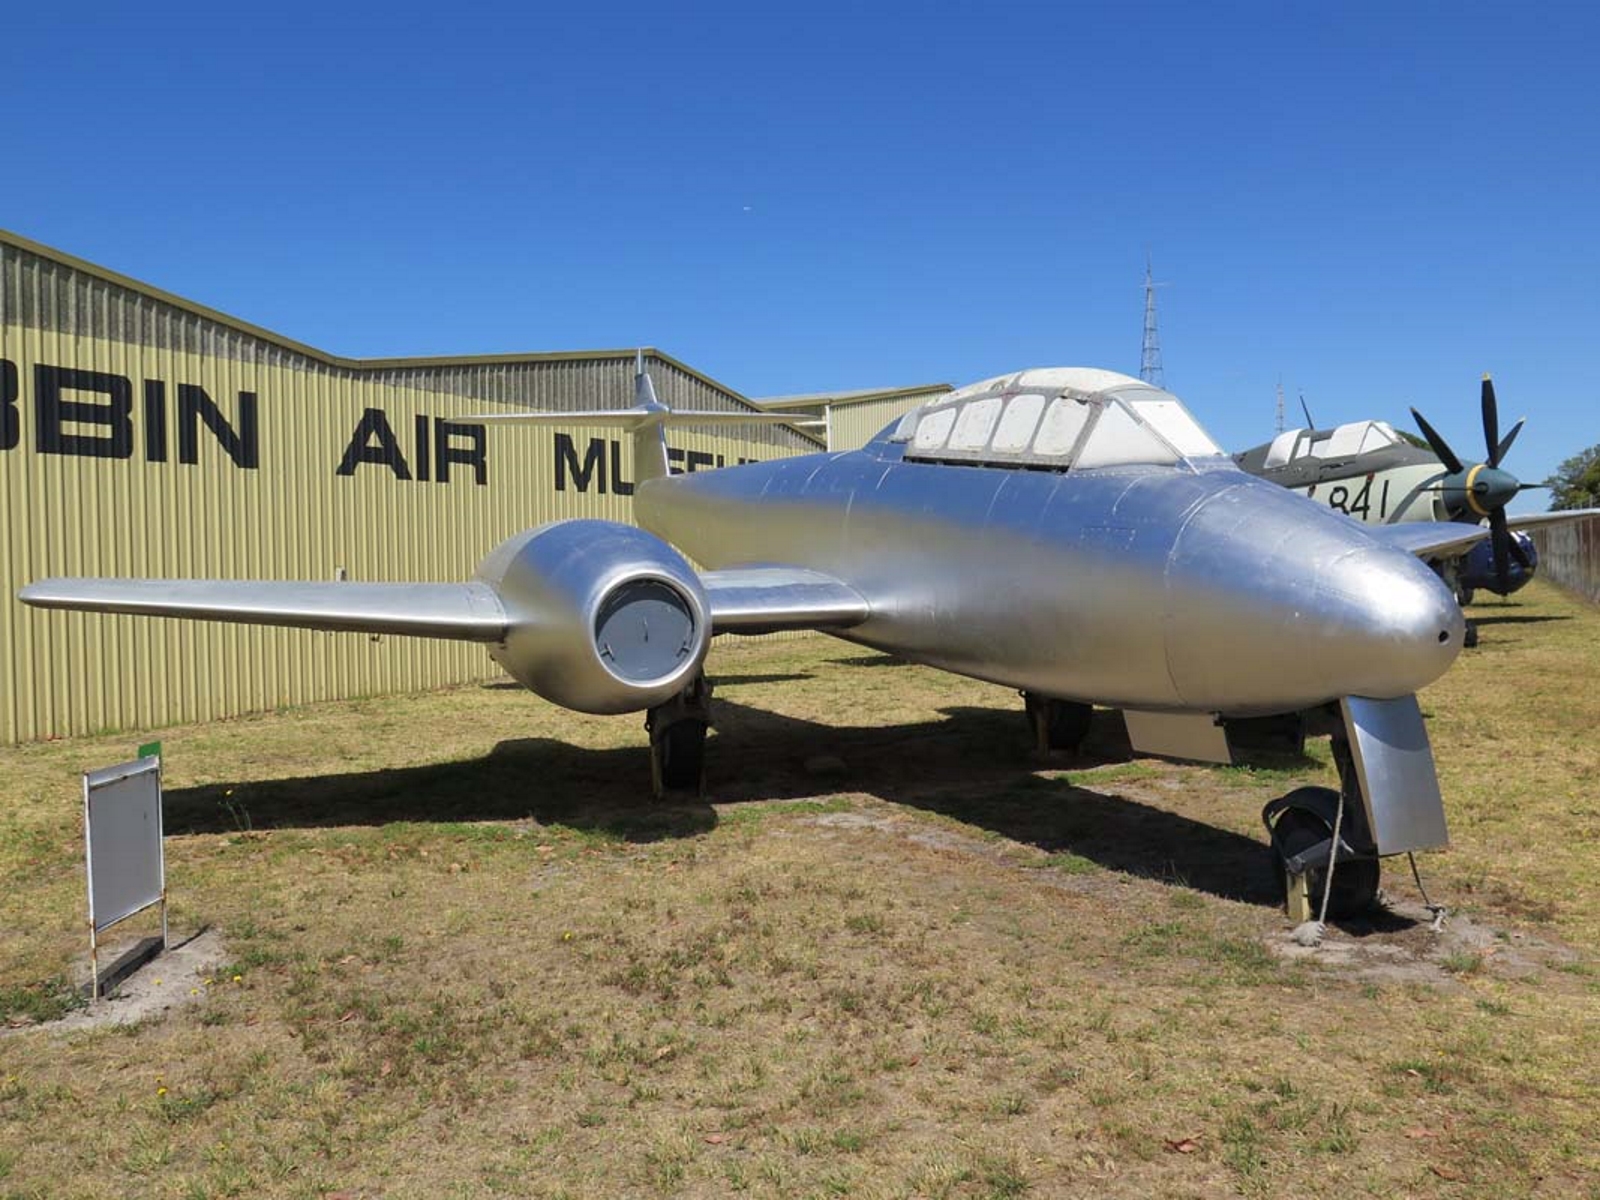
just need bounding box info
[0,230,837,743]
[754,384,953,451]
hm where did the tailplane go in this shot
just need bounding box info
[467,351,819,485]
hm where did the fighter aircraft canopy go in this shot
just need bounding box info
[890,367,1224,471]
[1258,420,1413,470]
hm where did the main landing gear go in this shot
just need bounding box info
[1261,717,1380,920]
[1021,692,1094,754]
[647,673,712,797]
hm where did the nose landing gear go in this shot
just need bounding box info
[1261,725,1381,920]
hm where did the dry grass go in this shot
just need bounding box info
[1,582,1596,1198]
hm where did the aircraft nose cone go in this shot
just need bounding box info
[1163,483,1466,712]
[1322,548,1465,697]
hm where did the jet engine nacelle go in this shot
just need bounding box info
[474,519,710,714]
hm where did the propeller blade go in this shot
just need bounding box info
[1411,407,1465,474]
[1481,375,1500,466]
[1496,417,1525,464]
[1489,508,1513,594]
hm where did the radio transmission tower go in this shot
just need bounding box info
[1275,379,1286,434]
[1140,254,1165,388]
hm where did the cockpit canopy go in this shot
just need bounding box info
[1262,420,1405,468]
[890,367,1223,471]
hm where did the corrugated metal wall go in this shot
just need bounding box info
[828,389,949,451]
[0,235,820,742]
[1528,516,1600,605]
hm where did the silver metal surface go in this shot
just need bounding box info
[1338,695,1450,854]
[640,420,1465,717]
[701,568,869,634]
[23,365,1470,754]
[21,579,510,640]
[1122,710,1232,764]
[474,519,710,714]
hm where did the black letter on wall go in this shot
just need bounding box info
[337,408,411,479]
[179,386,258,468]
[435,420,487,486]
[143,381,168,463]
[0,360,17,452]
[35,366,134,458]
[554,433,605,492]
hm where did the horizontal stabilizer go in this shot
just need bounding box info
[465,408,822,429]
[1366,522,1491,560]
[19,579,509,641]
[702,567,870,634]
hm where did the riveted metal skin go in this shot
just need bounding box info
[473,519,710,714]
[639,431,1465,718]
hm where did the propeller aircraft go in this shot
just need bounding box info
[21,364,1499,918]
[1235,376,1594,607]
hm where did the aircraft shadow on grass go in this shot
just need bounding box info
[1470,613,1571,628]
[163,687,1319,911]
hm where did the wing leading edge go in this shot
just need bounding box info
[17,579,511,641]
[18,567,870,642]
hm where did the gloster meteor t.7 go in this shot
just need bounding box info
[21,366,1492,917]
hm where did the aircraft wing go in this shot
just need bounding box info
[17,579,511,640]
[702,567,869,634]
[1365,523,1491,560]
[1504,508,1600,533]
[18,566,870,640]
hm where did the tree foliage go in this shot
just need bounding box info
[1550,443,1600,511]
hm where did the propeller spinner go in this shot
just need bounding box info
[1409,376,1534,594]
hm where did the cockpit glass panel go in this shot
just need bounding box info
[1361,421,1400,453]
[1128,399,1223,457]
[949,396,1003,450]
[911,406,958,451]
[1033,396,1094,456]
[1073,400,1177,468]
[992,393,1045,452]
[894,369,1221,473]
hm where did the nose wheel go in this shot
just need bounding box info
[1262,727,1382,921]
[1264,788,1380,921]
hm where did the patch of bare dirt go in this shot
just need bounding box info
[5,929,229,1036]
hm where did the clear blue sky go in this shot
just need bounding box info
[6,1,1597,505]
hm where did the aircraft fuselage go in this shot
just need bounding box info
[641,438,1464,718]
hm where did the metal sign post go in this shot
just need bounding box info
[83,755,166,999]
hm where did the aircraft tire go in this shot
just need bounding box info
[1270,804,1380,920]
[1025,694,1093,753]
[656,720,708,794]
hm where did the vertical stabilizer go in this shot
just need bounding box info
[632,350,672,486]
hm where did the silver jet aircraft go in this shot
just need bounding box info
[21,365,1490,916]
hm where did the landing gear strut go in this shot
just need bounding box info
[647,674,712,798]
[1262,715,1381,921]
[1021,692,1093,754]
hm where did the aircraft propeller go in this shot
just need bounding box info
[1409,376,1533,594]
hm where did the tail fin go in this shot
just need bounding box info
[466,350,820,487]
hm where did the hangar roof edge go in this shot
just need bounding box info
[0,227,822,445]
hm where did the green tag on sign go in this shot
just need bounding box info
[138,741,162,760]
